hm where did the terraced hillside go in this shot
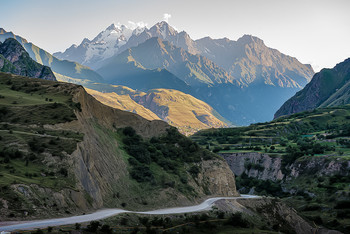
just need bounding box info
[192,106,350,233]
[0,72,238,221]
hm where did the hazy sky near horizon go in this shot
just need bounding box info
[1,0,349,71]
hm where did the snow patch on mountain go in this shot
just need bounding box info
[83,24,132,63]
[56,23,147,67]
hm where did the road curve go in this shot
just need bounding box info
[0,195,260,232]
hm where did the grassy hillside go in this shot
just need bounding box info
[54,73,230,135]
[86,88,160,121]
[84,84,229,135]
[193,105,350,156]
[0,73,84,218]
[192,106,350,232]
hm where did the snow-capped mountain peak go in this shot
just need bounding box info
[106,23,118,31]
[132,26,147,36]
[78,23,137,64]
[54,21,186,68]
[150,21,177,39]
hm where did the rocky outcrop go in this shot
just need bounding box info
[197,159,239,197]
[288,156,350,178]
[234,198,342,234]
[222,152,284,181]
[223,152,350,182]
[0,38,56,80]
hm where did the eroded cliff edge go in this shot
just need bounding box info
[0,76,238,220]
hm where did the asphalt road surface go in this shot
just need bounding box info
[0,195,260,232]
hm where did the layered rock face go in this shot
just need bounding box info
[223,152,350,181]
[223,153,284,181]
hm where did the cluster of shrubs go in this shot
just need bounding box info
[244,162,265,171]
[121,127,214,184]
[283,138,334,165]
[236,173,285,197]
[0,106,9,121]
[336,138,350,148]
[0,147,23,163]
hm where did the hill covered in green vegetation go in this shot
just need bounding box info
[192,106,350,233]
[0,72,238,221]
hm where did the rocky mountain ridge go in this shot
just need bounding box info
[53,23,145,68]
[56,21,314,125]
[55,21,313,89]
[275,58,350,118]
[0,28,103,83]
[98,37,239,87]
[195,34,314,88]
[0,38,55,80]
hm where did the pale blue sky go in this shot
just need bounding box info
[1,0,349,71]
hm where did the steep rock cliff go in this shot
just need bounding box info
[0,74,238,220]
[223,152,350,182]
[223,153,284,181]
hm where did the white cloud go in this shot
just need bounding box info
[163,13,172,23]
[127,21,148,30]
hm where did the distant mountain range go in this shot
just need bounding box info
[275,58,350,118]
[0,38,55,80]
[97,37,237,87]
[2,21,315,126]
[56,21,313,89]
[0,28,103,83]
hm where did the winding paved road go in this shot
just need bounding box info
[0,195,260,232]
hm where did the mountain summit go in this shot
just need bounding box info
[54,21,199,69]
[195,34,314,88]
[54,23,146,68]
